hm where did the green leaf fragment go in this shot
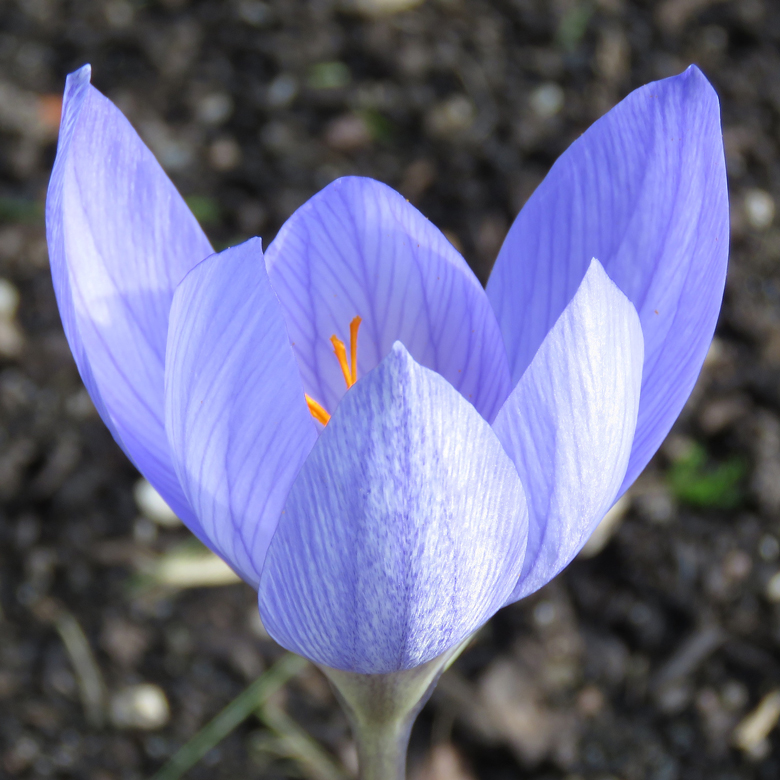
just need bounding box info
[667,441,746,509]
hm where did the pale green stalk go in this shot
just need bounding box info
[319,638,471,780]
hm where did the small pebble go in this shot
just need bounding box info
[0,319,24,358]
[65,389,96,420]
[101,618,151,667]
[415,742,476,780]
[3,735,40,774]
[341,0,425,16]
[208,137,242,171]
[765,571,780,602]
[733,690,780,755]
[110,684,170,730]
[657,681,692,714]
[576,685,605,716]
[133,479,180,527]
[529,83,564,119]
[0,278,20,320]
[266,74,298,108]
[104,0,133,28]
[308,62,351,91]
[237,0,272,26]
[425,95,476,138]
[722,549,752,583]
[533,600,556,627]
[744,189,774,230]
[758,535,780,562]
[722,680,749,712]
[261,120,297,154]
[325,113,372,151]
[133,517,158,545]
[634,484,675,525]
[196,93,233,125]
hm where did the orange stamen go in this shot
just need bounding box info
[306,317,364,425]
[330,335,353,388]
[305,394,331,425]
[349,316,362,385]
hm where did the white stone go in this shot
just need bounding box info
[765,571,780,602]
[0,278,20,320]
[133,479,181,527]
[267,74,298,108]
[110,684,170,730]
[152,547,241,588]
[579,494,630,558]
[744,189,775,230]
[530,83,564,119]
[425,95,476,138]
[196,93,233,125]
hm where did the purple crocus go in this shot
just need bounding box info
[47,65,727,677]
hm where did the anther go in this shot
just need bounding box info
[305,394,331,425]
[349,316,361,385]
[306,316,363,426]
[330,335,352,389]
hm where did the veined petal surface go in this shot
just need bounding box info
[494,261,643,602]
[165,239,317,587]
[265,177,511,423]
[259,343,528,673]
[487,66,728,493]
[46,65,213,534]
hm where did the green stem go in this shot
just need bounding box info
[319,638,472,780]
[150,653,307,780]
[349,713,413,780]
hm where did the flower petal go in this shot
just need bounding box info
[493,260,643,602]
[487,66,728,493]
[165,239,318,587]
[258,343,528,673]
[265,176,511,423]
[46,65,213,534]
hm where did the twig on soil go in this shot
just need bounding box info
[34,599,107,728]
[733,690,780,759]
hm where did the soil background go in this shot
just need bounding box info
[0,0,779,778]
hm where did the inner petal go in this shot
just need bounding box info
[265,177,512,423]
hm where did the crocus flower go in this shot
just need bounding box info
[47,65,727,678]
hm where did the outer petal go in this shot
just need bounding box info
[265,177,512,423]
[487,66,728,493]
[258,343,528,673]
[46,65,213,534]
[493,261,643,603]
[165,239,317,587]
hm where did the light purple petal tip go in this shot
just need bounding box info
[487,65,728,494]
[46,65,214,536]
[265,176,512,424]
[165,239,318,587]
[494,260,643,603]
[259,343,528,673]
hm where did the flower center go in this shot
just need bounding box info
[305,316,362,426]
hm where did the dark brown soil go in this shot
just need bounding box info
[1,1,779,778]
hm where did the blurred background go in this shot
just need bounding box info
[0,0,778,778]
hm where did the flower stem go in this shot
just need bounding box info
[349,712,414,780]
[319,638,472,780]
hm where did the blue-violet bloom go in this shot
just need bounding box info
[47,65,728,675]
